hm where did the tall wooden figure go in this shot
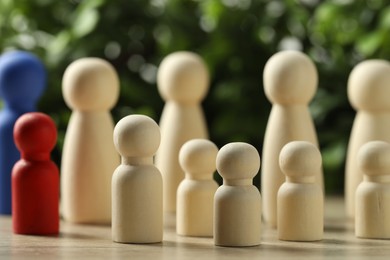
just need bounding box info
[112,115,162,243]
[214,142,261,247]
[12,112,59,235]
[345,60,390,218]
[61,58,120,224]
[155,52,209,213]
[0,51,46,215]
[356,141,390,239]
[277,141,323,241]
[261,50,323,227]
[177,139,218,237]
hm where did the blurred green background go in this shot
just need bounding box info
[0,0,389,194]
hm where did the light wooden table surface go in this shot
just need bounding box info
[1,197,389,259]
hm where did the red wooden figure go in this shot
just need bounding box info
[12,112,59,235]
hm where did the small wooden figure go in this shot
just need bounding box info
[214,142,261,247]
[12,112,59,235]
[0,51,46,215]
[355,141,390,239]
[155,51,209,213]
[61,58,120,224]
[345,60,390,219]
[177,139,218,237]
[112,115,163,243]
[261,50,323,227]
[277,141,323,241]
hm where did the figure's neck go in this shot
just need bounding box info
[286,176,315,183]
[167,100,200,107]
[122,156,153,166]
[22,152,50,161]
[4,102,36,113]
[223,179,252,186]
[364,175,390,183]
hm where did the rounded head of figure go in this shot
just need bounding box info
[348,60,390,112]
[157,51,209,104]
[279,141,321,181]
[179,139,218,179]
[0,51,46,110]
[358,141,390,177]
[263,50,317,105]
[62,58,119,111]
[14,112,57,160]
[113,114,160,158]
[216,142,260,181]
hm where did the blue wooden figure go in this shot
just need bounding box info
[0,51,46,214]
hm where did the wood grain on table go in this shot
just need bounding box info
[1,197,389,259]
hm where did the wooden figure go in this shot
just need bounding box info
[261,50,323,227]
[155,51,209,213]
[277,141,323,241]
[61,58,120,224]
[112,115,162,243]
[177,139,218,237]
[345,60,390,219]
[12,112,59,235]
[214,142,261,247]
[355,141,390,239]
[0,51,46,215]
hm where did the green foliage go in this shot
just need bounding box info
[0,0,389,193]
